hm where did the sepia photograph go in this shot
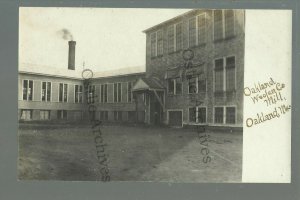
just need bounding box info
[18,7,245,182]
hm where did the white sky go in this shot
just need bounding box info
[19,7,191,73]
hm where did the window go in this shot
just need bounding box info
[59,83,68,102]
[75,85,83,103]
[188,77,197,94]
[168,78,182,95]
[214,10,235,40]
[40,110,50,120]
[226,56,236,91]
[20,109,32,120]
[225,10,235,38]
[42,82,51,102]
[214,57,236,93]
[213,10,223,40]
[197,14,206,44]
[175,23,183,51]
[157,30,163,56]
[189,107,196,123]
[188,17,197,47]
[198,74,206,92]
[57,110,67,120]
[214,58,224,92]
[88,85,96,104]
[168,79,174,94]
[189,107,207,123]
[22,80,33,101]
[99,111,108,121]
[167,25,175,53]
[197,107,207,123]
[127,82,133,102]
[175,78,182,95]
[150,32,157,57]
[214,107,224,124]
[113,83,122,103]
[226,107,236,124]
[100,84,108,103]
[114,111,122,121]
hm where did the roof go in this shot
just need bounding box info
[132,77,165,92]
[19,63,146,80]
[143,9,195,33]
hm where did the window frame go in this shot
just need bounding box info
[213,9,236,41]
[58,83,68,103]
[22,79,34,101]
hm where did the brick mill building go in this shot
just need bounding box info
[18,9,245,129]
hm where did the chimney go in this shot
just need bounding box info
[68,41,76,70]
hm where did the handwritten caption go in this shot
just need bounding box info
[244,77,291,127]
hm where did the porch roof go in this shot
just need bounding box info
[132,77,165,92]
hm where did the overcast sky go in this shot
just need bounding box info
[19,7,191,73]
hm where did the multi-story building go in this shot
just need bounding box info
[133,9,245,128]
[18,9,245,129]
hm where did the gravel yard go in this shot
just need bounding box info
[18,124,242,182]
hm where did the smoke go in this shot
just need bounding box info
[58,28,73,41]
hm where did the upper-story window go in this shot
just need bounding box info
[150,30,163,57]
[22,80,33,101]
[113,83,122,103]
[59,83,68,102]
[74,85,83,103]
[42,82,51,102]
[168,78,182,95]
[168,23,183,53]
[213,10,235,41]
[100,84,108,103]
[188,17,197,47]
[197,14,206,44]
[175,23,183,51]
[167,25,175,53]
[214,56,236,92]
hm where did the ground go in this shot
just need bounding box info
[18,124,242,182]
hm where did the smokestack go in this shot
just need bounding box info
[68,41,76,70]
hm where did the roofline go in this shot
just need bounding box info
[19,71,83,80]
[19,70,146,80]
[142,9,196,33]
[92,72,146,80]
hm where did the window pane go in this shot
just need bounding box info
[225,10,234,38]
[188,77,197,93]
[28,80,33,100]
[198,14,206,44]
[150,32,157,57]
[189,17,196,47]
[75,85,78,103]
[175,78,182,94]
[47,82,51,101]
[64,84,68,102]
[213,10,223,40]
[114,83,118,102]
[226,107,236,124]
[128,82,132,102]
[175,23,182,51]
[189,107,196,122]
[118,83,122,102]
[59,83,63,102]
[79,85,83,103]
[157,30,163,56]
[198,107,206,123]
[168,79,174,94]
[215,59,224,92]
[104,84,108,103]
[214,107,224,123]
[42,82,46,101]
[23,80,28,100]
[198,74,206,92]
[168,25,175,53]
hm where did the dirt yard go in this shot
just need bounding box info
[18,124,242,182]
